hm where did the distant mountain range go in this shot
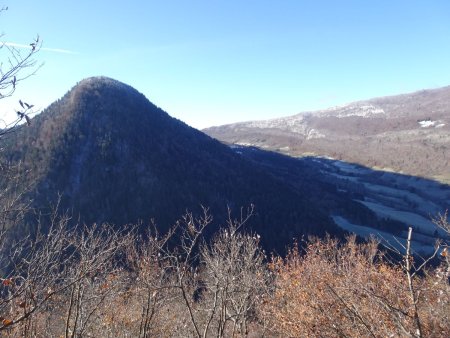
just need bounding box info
[1,78,448,254]
[204,86,450,183]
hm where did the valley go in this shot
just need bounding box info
[204,86,450,253]
[310,157,449,254]
[233,145,450,255]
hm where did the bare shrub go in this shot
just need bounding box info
[198,207,270,337]
[2,206,447,337]
[262,235,450,337]
[143,205,270,338]
[117,225,179,338]
[0,215,134,337]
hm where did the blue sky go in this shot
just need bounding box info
[1,1,450,128]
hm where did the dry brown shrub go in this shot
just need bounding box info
[261,236,450,338]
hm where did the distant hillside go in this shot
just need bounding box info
[0,77,350,252]
[204,86,450,182]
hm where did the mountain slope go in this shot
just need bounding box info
[1,77,346,251]
[204,86,450,182]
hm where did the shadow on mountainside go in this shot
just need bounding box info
[234,145,450,255]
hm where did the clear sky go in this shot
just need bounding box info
[1,1,450,129]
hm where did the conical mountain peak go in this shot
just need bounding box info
[62,76,163,121]
[71,76,144,102]
[1,78,342,252]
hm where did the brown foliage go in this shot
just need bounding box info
[261,236,450,337]
[0,208,448,337]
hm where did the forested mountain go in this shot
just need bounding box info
[2,77,448,254]
[1,77,345,251]
[204,86,450,183]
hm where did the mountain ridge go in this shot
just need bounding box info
[204,85,450,181]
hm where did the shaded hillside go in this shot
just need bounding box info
[204,86,450,182]
[234,146,450,254]
[1,77,345,252]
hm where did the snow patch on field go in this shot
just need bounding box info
[306,128,325,140]
[324,172,360,182]
[419,120,436,128]
[235,142,255,147]
[356,200,443,236]
[418,120,445,128]
[361,182,441,214]
[332,215,434,254]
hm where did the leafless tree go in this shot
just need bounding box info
[0,6,41,133]
[162,207,213,338]
[60,223,134,338]
[0,29,41,138]
[199,205,269,337]
[0,161,31,250]
[0,4,41,256]
[0,206,134,337]
[123,223,179,338]
[151,205,269,338]
[0,212,76,335]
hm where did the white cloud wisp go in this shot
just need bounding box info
[2,42,78,55]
